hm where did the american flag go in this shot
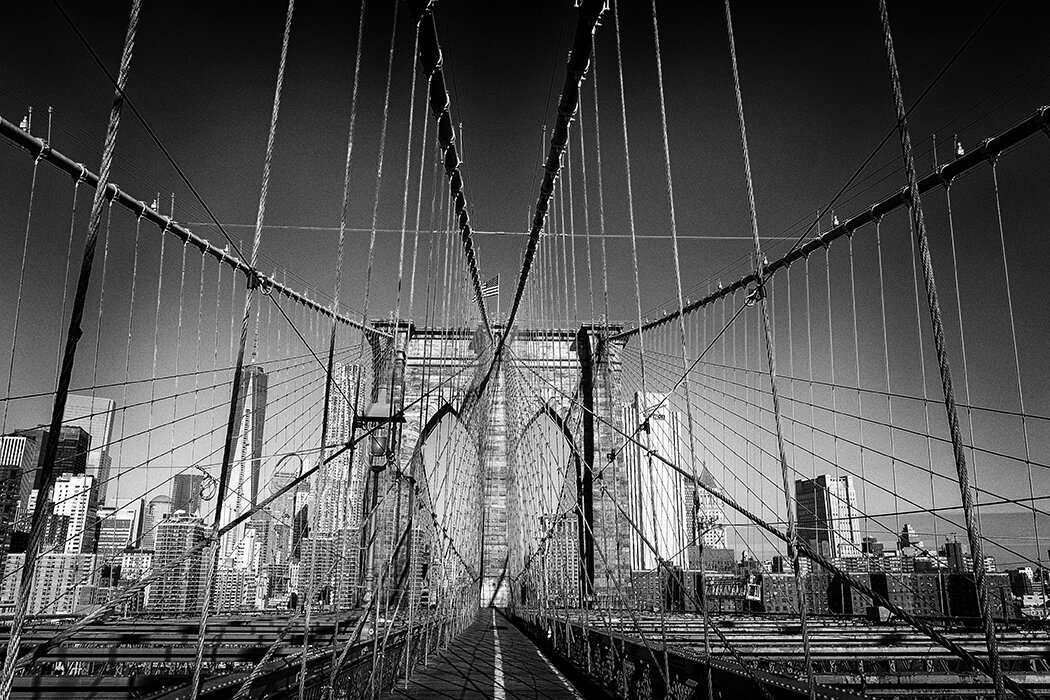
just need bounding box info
[481,274,499,298]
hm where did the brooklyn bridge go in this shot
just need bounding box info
[0,1,1048,698]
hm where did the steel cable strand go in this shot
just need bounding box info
[648,3,719,693]
[191,3,296,695]
[411,0,492,335]
[112,210,143,520]
[0,142,43,434]
[876,2,1008,697]
[496,0,606,354]
[989,161,1044,609]
[300,8,371,698]
[316,5,370,696]
[53,170,85,387]
[186,247,209,493]
[407,78,433,319]
[576,110,596,323]
[0,3,140,698]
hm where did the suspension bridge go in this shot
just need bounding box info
[0,0,1048,698]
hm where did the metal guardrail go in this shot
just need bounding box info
[513,612,863,700]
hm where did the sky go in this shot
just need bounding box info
[1,1,1049,565]
[2,1,1048,317]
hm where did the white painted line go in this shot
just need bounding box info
[493,608,506,700]
[534,645,583,699]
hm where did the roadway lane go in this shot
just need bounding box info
[389,609,581,700]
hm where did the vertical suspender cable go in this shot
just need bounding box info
[649,0,707,690]
[875,2,1004,697]
[54,174,85,387]
[316,1,369,696]
[1,151,42,434]
[577,112,595,324]
[192,2,295,698]
[989,163,1043,606]
[362,0,399,330]
[0,3,140,697]
[722,2,816,697]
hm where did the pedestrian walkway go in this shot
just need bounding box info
[388,609,581,700]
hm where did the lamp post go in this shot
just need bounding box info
[354,389,405,607]
[697,520,723,700]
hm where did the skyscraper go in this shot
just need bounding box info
[315,362,360,535]
[684,467,728,553]
[0,552,97,615]
[15,426,91,489]
[172,473,205,516]
[63,395,116,506]
[220,365,268,563]
[622,392,690,571]
[96,499,144,563]
[151,511,207,615]
[141,495,172,550]
[50,473,99,555]
[795,474,859,559]
[0,434,38,548]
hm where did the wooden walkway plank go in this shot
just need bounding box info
[388,609,580,700]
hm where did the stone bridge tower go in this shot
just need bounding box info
[362,321,629,609]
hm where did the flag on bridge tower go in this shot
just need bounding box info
[481,274,499,298]
[481,274,500,322]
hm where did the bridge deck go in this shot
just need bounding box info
[389,609,580,700]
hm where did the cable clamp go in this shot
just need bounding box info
[74,163,87,187]
[256,271,275,296]
[934,165,954,190]
[868,205,883,226]
[32,138,51,164]
[978,139,997,166]
[746,284,764,307]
